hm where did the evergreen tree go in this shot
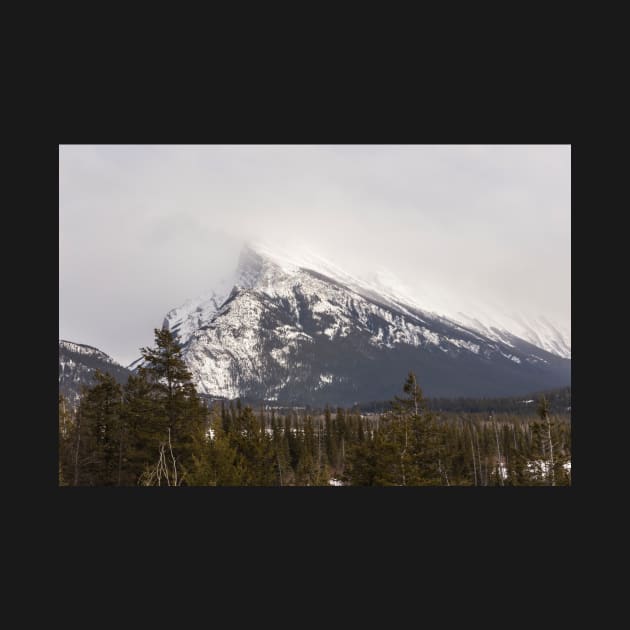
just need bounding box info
[230,405,276,485]
[272,416,292,486]
[137,328,207,484]
[122,372,159,484]
[345,372,442,486]
[73,371,124,486]
[189,405,246,485]
[59,338,571,487]
[324,405,339,473]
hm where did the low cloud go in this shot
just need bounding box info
[59,144,570,365]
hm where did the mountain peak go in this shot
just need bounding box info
[235,242,292,287]
[240,241,316,274]
[240,241,373,295]
[159,249,570,402]
[158,240,570,383]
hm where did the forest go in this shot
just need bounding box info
[58,328,571,486]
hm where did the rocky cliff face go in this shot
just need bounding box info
[149,244,570,405]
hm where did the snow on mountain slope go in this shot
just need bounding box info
[161,274,236,351]
[154,242,570,404]
[336,262,571,360]
[59,340,132,405]
[454,311,570,359]
[244,243,571,359]
[59,340,119,364]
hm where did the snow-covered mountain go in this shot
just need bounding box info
[359,267,570,360]
[59,340,132,405]
[146,243,570,405]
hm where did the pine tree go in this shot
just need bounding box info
[122,372,160,484]
[137,328,207,484]
[272,416,292,486]
[188,404,246,485]
[229,405,276,485]
[324,405,338,474]
[345,372,442,486]
[335,407,347,472]
[73,371,123,486]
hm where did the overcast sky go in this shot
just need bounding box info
[59,145,570,366]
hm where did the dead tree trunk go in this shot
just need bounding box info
[494,422,503,486]
[545,413,556,486]
[470,429,478,486]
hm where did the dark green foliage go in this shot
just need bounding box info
[189,408,246,486]
[63,329,208,486]
[345,372,443,486]
[60,346,571,486]
[70,371,124,486]
[136,328,208,484]
[121,373,159,484]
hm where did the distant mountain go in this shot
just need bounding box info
[59,340,131,405]
[130,243,570,406]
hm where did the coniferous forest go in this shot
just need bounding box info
[58,328,571,486]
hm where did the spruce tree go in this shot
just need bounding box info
[137,328,207,484]
[229,405,276,485]
[73,371,124,486]
[122,372,162,484]
[272,416,292,486]
[345,372,442,486]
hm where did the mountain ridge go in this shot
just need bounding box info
[59,340,132,404]
[144,243,570,405]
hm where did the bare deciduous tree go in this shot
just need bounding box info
[139,428,184,486]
